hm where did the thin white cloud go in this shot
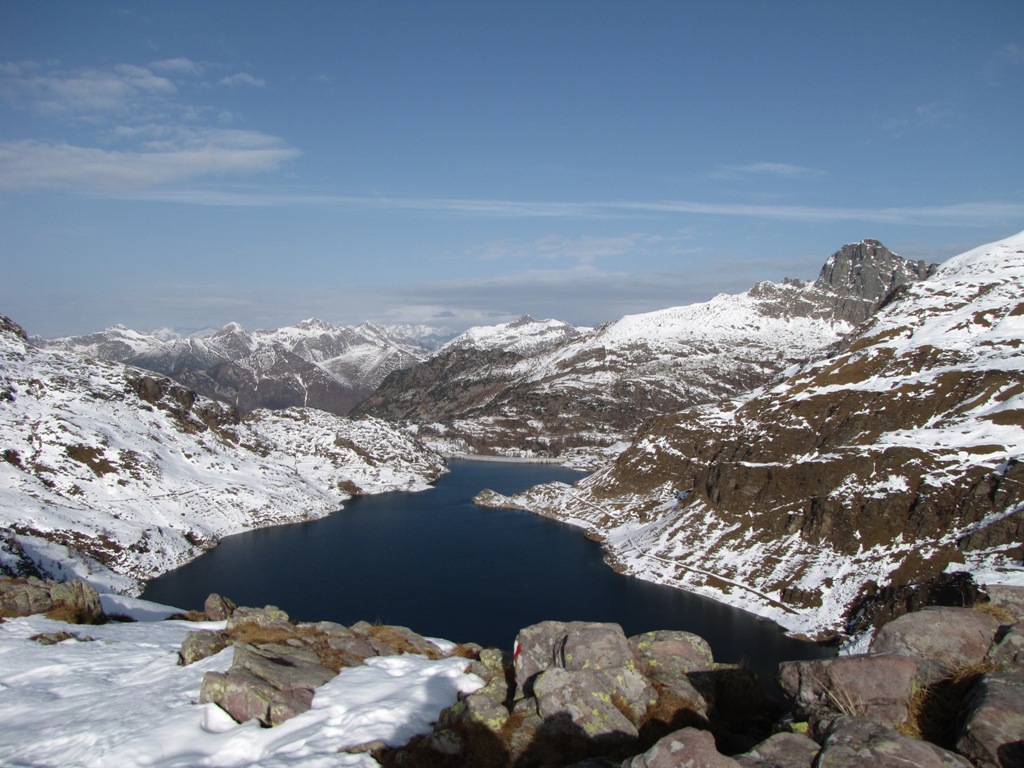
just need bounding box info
[219,73,265,88]
[0,60,295,191]
[112,188,1024,229]
[477,232,668,267]
[711,162,822,179]
[149,57,204,76]
[0,133,300,191]
[986,42,1024,83]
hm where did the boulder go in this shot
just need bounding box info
[629,630,715,676]
[199,638,337,726]
[956,672,1024,768]
[622,727,741,768]
[178,629,230,665]
[203,593,236,621]
[815,717,972,767]
[226,605,292,633]
[0,576,104,624]
[777,654,918,728]
[514,621,634,695]
[439,677,510,734]
[231,642,335,698]
[870,607,1001,685]
[989,624,1024,671]
[984,586,1024,624]
[532,666,656,741]
[736,731,819,768]
[200,668,305,727]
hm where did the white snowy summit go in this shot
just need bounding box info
[43,318,437,416]
[0,316,446,592]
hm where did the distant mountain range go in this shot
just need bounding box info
[0,315,446,591]
[41,319,445,416]
[477,231,1024,639]
[356,240,935,465]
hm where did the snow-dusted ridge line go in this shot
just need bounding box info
[479,230,1024,639]
[0,320,448,593]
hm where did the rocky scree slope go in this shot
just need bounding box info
[357,241,934,465]
[478,231,1024,640]
[43,318,433,416]
[0,315,446,593]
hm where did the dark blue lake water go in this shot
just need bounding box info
[143,460,832,679]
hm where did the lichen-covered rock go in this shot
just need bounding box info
[778,654,918,728]
[514,620,634,695]
[178,629,230,666]
[225,605,292,633]
[815,717,972,767]
[736,731,819,768]
[532,666,656,741]
[438,677,510,734]
[629,630,715,677]
[0,576,104,624]
[622,727,741,768]
[956,672,1024,768]
[870,607,1001,685]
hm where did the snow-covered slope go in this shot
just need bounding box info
[0,317,447,592]
[478,231,1024,638]
[0,599,479,767]
[438,314,586,356]
[43,318,436,416]
[359,240,933,465]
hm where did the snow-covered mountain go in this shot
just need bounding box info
[42,318,437,416]
[357,240,934,465]
[0,315,447,593]
[477,231,1024,639]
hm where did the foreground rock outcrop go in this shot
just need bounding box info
[6,578,1024,767]
[384,601,1024,768]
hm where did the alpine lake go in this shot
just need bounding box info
[143,459,834,682]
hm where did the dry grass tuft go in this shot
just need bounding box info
[899,659,996,747]
[973,601,1016,624]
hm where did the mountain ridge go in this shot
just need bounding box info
[357,239,935,465]
[476,230,1024,638]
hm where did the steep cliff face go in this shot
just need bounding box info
[360,241,934,463]
[479,232,1024,638]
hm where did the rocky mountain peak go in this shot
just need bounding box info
[813,240,937,324]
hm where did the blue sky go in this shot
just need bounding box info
[1,1,1022,337]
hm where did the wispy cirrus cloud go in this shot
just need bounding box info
[710,162,823,180]
[116,188,1024,229]
[477,232,670,267]
[0,59,297,191]
[218,72,265,88]
[0,133,299,191]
